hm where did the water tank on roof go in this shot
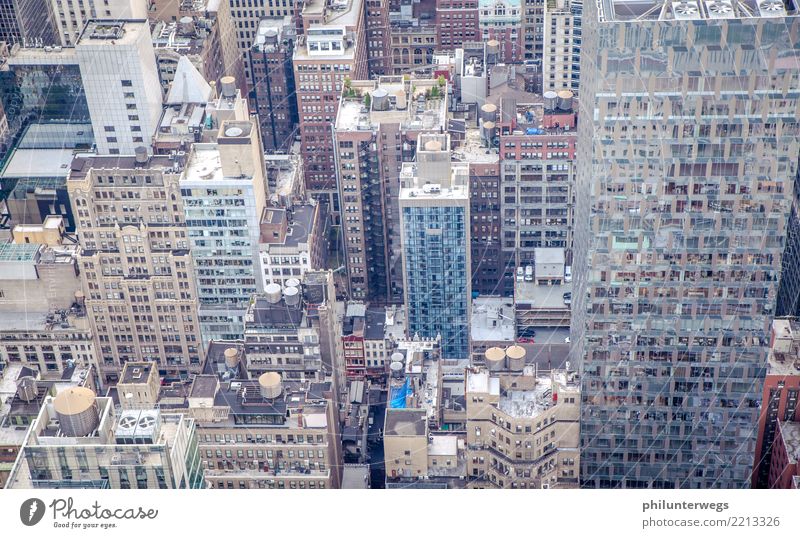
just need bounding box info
[485,347,506,371]
[480,103,497,123]
[178,16,195,36]
[134,146,148,164]
[285,277,301,289]
[390,361,404,379]
[259,372,282,399]
[543,91,558,111]
[265,283,282,303]
[506,345,526,371]
[224,347,239,369]
[557,90,573,111]
[220,76,237,98]
[372,88,389,111]
[481,121,496,144]
[54,387,100,437]
[283,286,300,306]
[424,139,442,152]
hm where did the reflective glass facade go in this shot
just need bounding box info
[401,205,470,359]
[574,5,800,488]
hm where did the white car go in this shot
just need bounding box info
[564,265,572,283]
[524,265,534,282]
[516,267,524,282]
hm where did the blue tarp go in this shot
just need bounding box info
[389,378,410,409]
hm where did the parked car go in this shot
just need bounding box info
[564,336,570,344]
[524,265,533,282]
[564,265,572,283]
[516,267,524,282]
[563,292,572,305]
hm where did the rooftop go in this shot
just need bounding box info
[399,162,469,202]
[384,408,427,436]
[452,129,499,164]
[77,20,150,46]
[120,362,155,385]
[471,297,515,342]
[428,434,458,456]
[301,0,362,27]
[0,309,89,333]
[769,318,800,377]
[1,148,77,179]
[598,0,798,22]
[0,242,39,262]
[780,421,800,465]
[252,17,294,53]
[183,144,223,182]
[260,204,316,248]
[336,77,447,132]
[515,281,572,308]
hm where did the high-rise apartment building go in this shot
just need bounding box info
[334,76,447,302]
[542,0,581,94]
[68,154,205,385]
[182,118,268,343]
[574,1,800,488]
[7,387,204,488]
[293,0,368,207]
[50,0,147,46]
[249,17,299,153]
[75,20,163,155]
[399,133,471,359]
[496,96,577,295]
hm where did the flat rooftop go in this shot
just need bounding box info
[184,144,223,182]
[598,0,798,22]
[77,20,150,46]
[452,129,499,164]
[466,371,500,396]
[2,148,75,179]
[384,408,427,436]
[780,421,800,465]
[0,311,89,333]
[471,297,515,342]
[515,281,572,308]
[336,78,447,132]
[399,162,469,202]
[302,0,362,27]
[120,362,155,385]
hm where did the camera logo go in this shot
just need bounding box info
[20,498,45,526]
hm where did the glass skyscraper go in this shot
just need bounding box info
[574,0,800,487]
[399,134,471,359]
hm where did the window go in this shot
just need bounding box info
[121,80,133,87]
